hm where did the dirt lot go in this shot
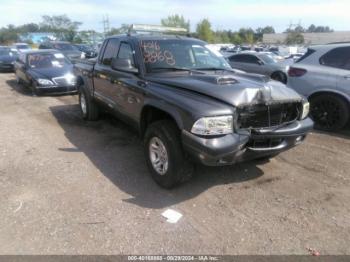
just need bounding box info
[0,72,350,255]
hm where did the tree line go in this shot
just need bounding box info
[0,14,334,45]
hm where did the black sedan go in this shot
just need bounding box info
[0,47,18,72]
[14,50,77,95]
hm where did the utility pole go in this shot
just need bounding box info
[102,14,110,37]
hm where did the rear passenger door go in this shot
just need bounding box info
[320,46,350,96]
[229,54,262,74]
[93,38,120,106]
[108,41,144,125]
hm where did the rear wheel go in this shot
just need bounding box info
[79,87,99,121]
[310,94,349,131]
[271,71,287,84]
[144,120,194,188]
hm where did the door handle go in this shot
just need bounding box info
[344,75,350,79]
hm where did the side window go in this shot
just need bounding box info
[320,47,350,70]
[245,55,260,64]
[117,42,135,66]
[102,39,119,66]
[229,55,244,62]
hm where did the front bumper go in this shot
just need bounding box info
[182,118,314,166]
[0,63,14,71]
[36,85,78,94]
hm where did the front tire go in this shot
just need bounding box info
[144,120,194,188]
[79,87,99,121]
[310,94,349,131]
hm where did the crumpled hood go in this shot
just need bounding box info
[148,72,302,107]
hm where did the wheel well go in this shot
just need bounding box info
[271,71,287,83]
[76,76,85,88]
[140,106,179,137]
[309,91,350,108]
[271,71,285,77]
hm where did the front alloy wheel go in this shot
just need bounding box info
[144,120,194,188]
[149,137,169,175]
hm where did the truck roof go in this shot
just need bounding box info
[20,49,62,55]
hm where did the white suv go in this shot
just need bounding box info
[287,44,350,131]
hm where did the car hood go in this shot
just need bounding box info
[29,66,73,80]
[0,55,16,63]
[147,72,302,107]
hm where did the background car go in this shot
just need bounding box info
[0,46,18,72]
[14,49,77,95]
[39,41,84,61]
[227,52,288,83]
[287,43,350,131]
[11,42,30,52]
[74,44,97,58]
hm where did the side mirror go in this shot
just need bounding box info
[111,58,138,74]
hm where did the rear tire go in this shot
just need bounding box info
[310,94,349,131]
[144,120,194,188]
[271,71,287,84]
[79,86,99,121]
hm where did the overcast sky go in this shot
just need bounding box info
[0,0,349,33]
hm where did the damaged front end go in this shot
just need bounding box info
[181,76,313,166]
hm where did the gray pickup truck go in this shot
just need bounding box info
[74,32,313,188]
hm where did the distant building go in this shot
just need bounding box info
[20,32,56,44]
[263,31,350,45]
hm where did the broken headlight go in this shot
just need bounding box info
[191,116,233,136]
[37,78,54,86]
[300,101,310,120]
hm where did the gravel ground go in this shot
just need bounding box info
[0,72,350,255]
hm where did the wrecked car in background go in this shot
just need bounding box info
[14,50,77,95]
[74,25,313,188]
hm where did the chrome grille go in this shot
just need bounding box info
[52,77,75,86]
[238,102,301,129]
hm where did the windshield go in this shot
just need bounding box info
[0,48,18,57]
[0,48,12,56]
[139,40,231,73]
[53,43,78,51]
[28,53,71,69]
[258,54,277,64]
